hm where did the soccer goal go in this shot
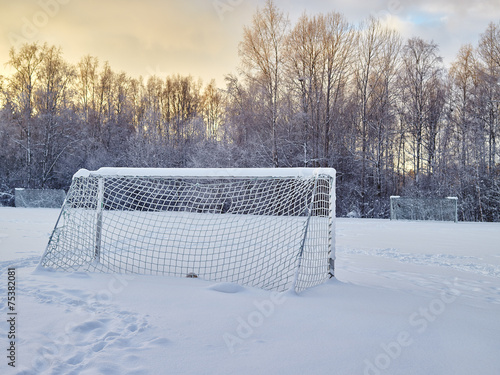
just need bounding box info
[39,168,336,293]
[390,196,458,222]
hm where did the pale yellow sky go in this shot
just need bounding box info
[0,0,257,85]
[1,0,499,86]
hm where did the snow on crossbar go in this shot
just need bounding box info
[39,168,336,293]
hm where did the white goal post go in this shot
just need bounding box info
[39,167,336,293]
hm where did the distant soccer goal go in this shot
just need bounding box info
[390,196,458,222]
[39,168,336,293]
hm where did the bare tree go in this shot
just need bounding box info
[76,55,99,125]
[34,45,77,186]
[201,79,224,140]
[477,22,500,174]
[449,44,481,172]
[397,37,443,186]
[322,12,355,167]
[285,12,327,166]
[239,0,289,167]
[354,16,401,214]
[5,43,45,186]
[284,11,355,167]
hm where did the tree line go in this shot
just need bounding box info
[1,0,499,221]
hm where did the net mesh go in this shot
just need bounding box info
[390,197,458,222]
[40,171,335,292]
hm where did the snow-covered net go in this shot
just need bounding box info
[39,168,336,292]
[390,196,458,222]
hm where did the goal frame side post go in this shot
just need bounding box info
[329,175,336,277]
[94,177,105,262]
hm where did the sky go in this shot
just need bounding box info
[0,0,499,87]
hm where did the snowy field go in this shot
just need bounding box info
[1,207,500,375]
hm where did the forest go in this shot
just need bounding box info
[0,1,499,221]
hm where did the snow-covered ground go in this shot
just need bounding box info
[1,207,499,375]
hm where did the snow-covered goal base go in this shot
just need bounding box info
[39,168,336,292]
[390,196,458,222]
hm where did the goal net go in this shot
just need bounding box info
[390,196,458,222]
[39,168,336,293]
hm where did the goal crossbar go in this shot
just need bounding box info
[73,167,336,179]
